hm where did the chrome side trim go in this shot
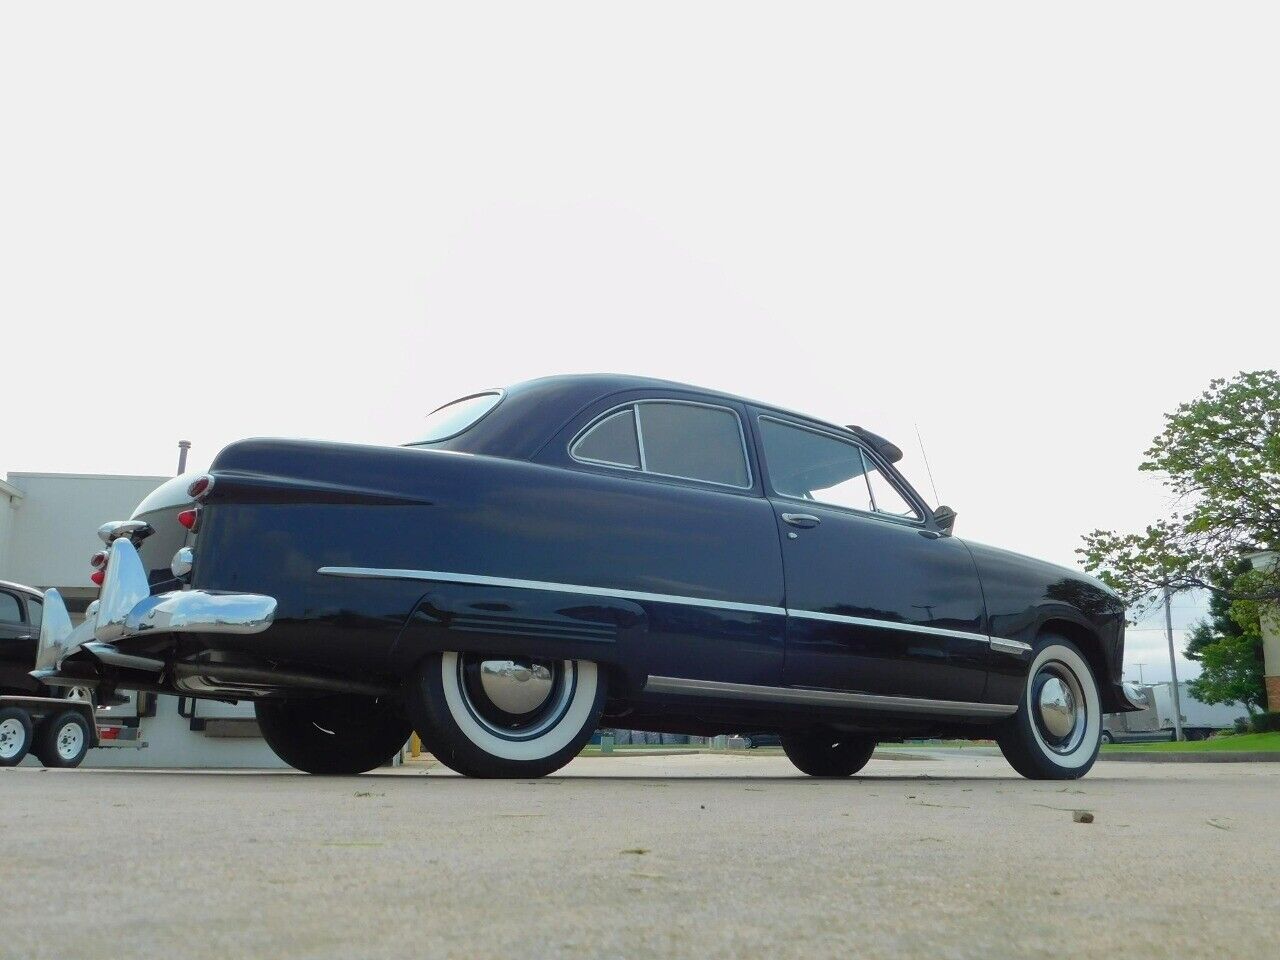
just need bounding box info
[318,566,1005,649]
[989,636,1033,655]
[644,675,1018,717]
[787,608,990,645]
[317,567,787,617]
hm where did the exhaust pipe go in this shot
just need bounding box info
[171,662,393,698]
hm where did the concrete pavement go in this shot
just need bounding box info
[3,751,1276,959]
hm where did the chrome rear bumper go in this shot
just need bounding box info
[32,538,277,685]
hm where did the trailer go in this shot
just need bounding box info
[0,694,146,767]
[1148,682,1248,741]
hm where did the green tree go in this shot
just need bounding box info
[1185,567,1265,713]
[1080,370,1280,615]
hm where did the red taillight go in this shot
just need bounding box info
[178,508,200,531]
[90,551,108,569]
[90,569,106,586]
[187,475,214,500]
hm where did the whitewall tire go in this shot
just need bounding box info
[996,636,1102,780]
[408,652,606,778]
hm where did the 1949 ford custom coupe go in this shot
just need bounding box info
[33,375,1140,780]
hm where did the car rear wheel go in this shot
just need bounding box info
[255,694,412,775]
[996,635,1102,780]
[408,652,606,778]
[1100,729,1114,745]
[33,710,91,768]
[781,732,877,777]
[0,707,33,767]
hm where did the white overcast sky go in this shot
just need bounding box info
[3,3,1278,684]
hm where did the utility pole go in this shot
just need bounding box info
[1163,582,1185,741]
[1132,662,1146,685]
[176,440,191,476]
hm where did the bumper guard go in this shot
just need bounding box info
[32,537,277,684]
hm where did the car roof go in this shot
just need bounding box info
[0,578,42,598]
[420,373,898,464]
[502,374,853,432]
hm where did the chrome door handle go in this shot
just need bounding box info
[782,513,821,528]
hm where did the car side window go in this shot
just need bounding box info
[26,597,42,629]
[0,591,21,624]
[570,408,641,468]
[571,400,751,489]
[636,402,750,488]
[864,460,919,518]
[758,417,921,520]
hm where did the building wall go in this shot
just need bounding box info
[0,473,167,590]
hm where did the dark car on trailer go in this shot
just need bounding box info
[2,579,96,767]
[33,375,1142,780]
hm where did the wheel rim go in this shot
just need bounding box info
[56,721,85,760]
[456,655,576,742]
[1032,662,1087,755]
[67,687,93,703]
[0,718,26,759]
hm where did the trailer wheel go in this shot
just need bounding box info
[0,706,34,767]
[33,710,91,768]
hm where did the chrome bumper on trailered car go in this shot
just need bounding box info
[31,537,277,687]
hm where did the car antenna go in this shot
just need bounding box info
[914,422,941,505]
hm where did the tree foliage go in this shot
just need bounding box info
[1079,370,1280,613]
[1185,567,1265,713]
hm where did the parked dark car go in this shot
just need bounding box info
[34,375,1140,780]
[2,578,96,767]
[1,579,46,699]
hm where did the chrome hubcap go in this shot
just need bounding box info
[1038,677,1077,739]
[0,719,25,759]
[457,655,576,741]
[1032,662,1087,754]
[479,660,555,715]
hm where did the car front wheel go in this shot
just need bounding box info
[255,694,412,775]
[781,732,877,777]
[408,653,606,778]
[996,635,1102,780]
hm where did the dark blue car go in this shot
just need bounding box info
[34,375,1141,780]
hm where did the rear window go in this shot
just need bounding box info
[410,391,503,445]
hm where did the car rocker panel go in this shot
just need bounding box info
[31,374,1131,780]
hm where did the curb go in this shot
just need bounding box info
[1099,751,1280,763]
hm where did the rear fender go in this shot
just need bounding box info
[391,583,647,695]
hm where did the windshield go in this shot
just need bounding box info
[409,391,503,445]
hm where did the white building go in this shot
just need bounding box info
[2,471,285,768]
[1,472,168,620]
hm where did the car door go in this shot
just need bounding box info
[753,413,989,703]
[0,588,39,694]
[540,393,787,687]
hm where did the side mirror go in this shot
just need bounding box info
[932,505,957,536]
